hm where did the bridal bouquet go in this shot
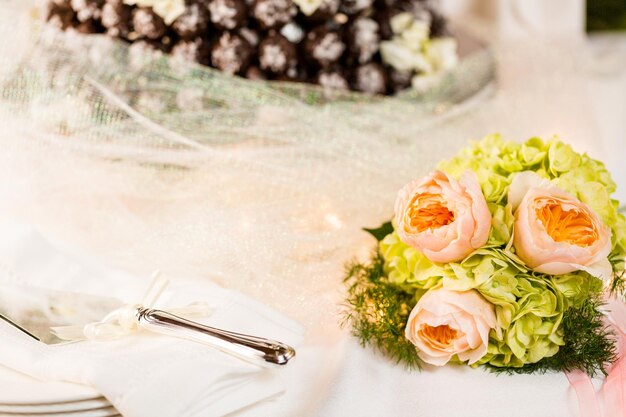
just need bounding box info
[344,135,626,375]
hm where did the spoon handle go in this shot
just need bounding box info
[136,308,296,367]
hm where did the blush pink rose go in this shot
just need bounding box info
[509,171,612,279]
[405,288,497,366]
[394,170,491,263]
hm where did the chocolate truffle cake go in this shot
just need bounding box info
[45,0,458,95]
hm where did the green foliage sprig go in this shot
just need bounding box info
[610,249,626,297]
[342,252,422,370]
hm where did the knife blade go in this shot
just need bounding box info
[0,283,122,345]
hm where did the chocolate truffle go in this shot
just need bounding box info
[304,27,345,68]
[75,18,102,33]
[172,3,210,39]
[347,17,379,64]
[353,62,387,95]
[259,33,298,76]
[252,0,296,30]
[46,2,76,30]
[211,32,253,75]
[317,70,349,90]
[171,37,212,65]
[101,0,132,38]
[70,0,103,22]
[132,7,167,40]
[208,0,247,30]
[339,0,373,16]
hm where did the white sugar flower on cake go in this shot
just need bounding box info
[381,12,458,92]
[291,0,324,16]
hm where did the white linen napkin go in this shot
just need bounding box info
[0,223,304,417]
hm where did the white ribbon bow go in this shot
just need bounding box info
[52,271,211,341]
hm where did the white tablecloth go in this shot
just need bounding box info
[0,3,624,417]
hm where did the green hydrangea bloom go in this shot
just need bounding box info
[380,134,624,369]
[614,214,626,257]
[379,232,447,290]
[519,137,548,168]
[486,203,515,246]
[547,140,582,175]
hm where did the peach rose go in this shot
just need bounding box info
[394,170,491,263]
[405,288,497,366]
[509,172,612,279]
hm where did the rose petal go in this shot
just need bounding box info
[508,171,552,210]
[451,312,481,348]
[457,343,488,365]
[536,258,613,280]
[438,289,496,322]
[417,350,455,366]
[460,170,492,248]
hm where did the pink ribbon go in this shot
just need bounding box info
[567,297,626,417]
[567,369,602,417]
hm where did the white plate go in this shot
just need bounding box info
[0,407,119,417]
[0,365,102,406]
[0,398,111,413]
